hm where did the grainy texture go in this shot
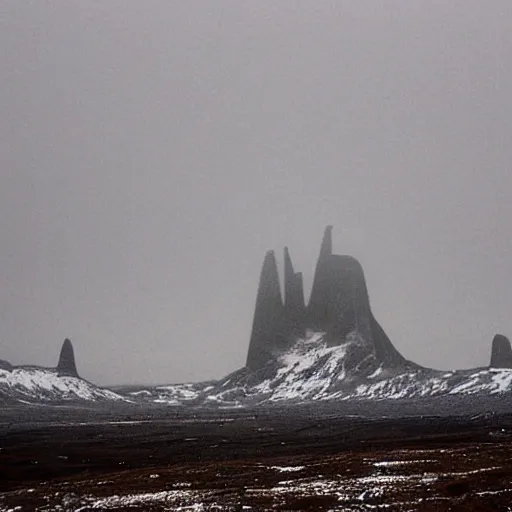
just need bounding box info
[1,405,512,510]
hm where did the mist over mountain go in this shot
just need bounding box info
[114,227,512,407]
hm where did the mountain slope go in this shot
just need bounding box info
[199,331,512,405]
[0,367,125,404]
[120,331,512,407]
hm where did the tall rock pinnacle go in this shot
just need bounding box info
[284,247,306,339]
[308,225,333,330]
[284,247,295,309]
[57,338,79,377]
[245,226,409,372]
[246,251,286,370]
[490,334,512,368]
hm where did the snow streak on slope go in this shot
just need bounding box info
[193,332,512,405]
[118,331,512,406]
[202,331,377,405]
[0,367,125,404]
[119,382,210,405]
[350,367,512,399]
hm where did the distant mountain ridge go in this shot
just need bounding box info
[123,227,512,407]
[0,339,123,404]
[3,227,512,407]
[246,226,409,372]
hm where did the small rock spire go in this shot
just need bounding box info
[57,338,79,377]
[490,334,512,368]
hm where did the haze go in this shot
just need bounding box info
[1,1,512,386]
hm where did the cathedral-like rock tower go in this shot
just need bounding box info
[489,334,512,368]
[246,251,287,370]
[246,226,408,371]
[57,338,79,377]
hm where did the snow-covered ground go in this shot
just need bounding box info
[3,447,512,511]
[0,367,124,404]
[3,331,512,407]
[120,382,212,405]
[128,331,512,406]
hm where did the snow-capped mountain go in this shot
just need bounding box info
[123,330,512,406]
[120,227,512,407]
[201,331,512,404]
[4,227,512,408]
[0,366,124,404]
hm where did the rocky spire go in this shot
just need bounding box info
[295,272,305,314]
[284,247,295,310]
[57,338,79,377]
[490,334,512,368]
[283,247,306,339]
[246,251,286,370]
[245,226,409,372]
[307,226,333,330]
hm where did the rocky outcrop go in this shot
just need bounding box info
[490,334,512,368]
[57,338,79,377]
[307,226,333,330]
[284,247,306,339]
[245,227,409,371]
[246,251,287,370]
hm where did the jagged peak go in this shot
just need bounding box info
[320,225,333,258]
[260,250,283,305]
[246,226,409,372]
[284,246,294,274]
[246,250,286,370]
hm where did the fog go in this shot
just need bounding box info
[1,1,512,385]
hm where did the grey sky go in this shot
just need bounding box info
[1,1,512,385]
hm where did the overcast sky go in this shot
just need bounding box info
[1,1,512,385]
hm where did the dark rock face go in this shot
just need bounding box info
[246,251,287,370]
[490,335,512,368]
[246,227,409,370]
[370,313,408,368]
[284,247,306,339]
[323,255,372,346]
[307,226,333,330]
[57,338,79,377]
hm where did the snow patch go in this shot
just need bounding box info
[0,368,124,403]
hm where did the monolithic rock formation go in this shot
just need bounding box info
[246,227,408,370]
[490,334,512,369]
[246,251,287,370]
[57,338,79,377]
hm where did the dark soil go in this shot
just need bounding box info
[1,403,512,510]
